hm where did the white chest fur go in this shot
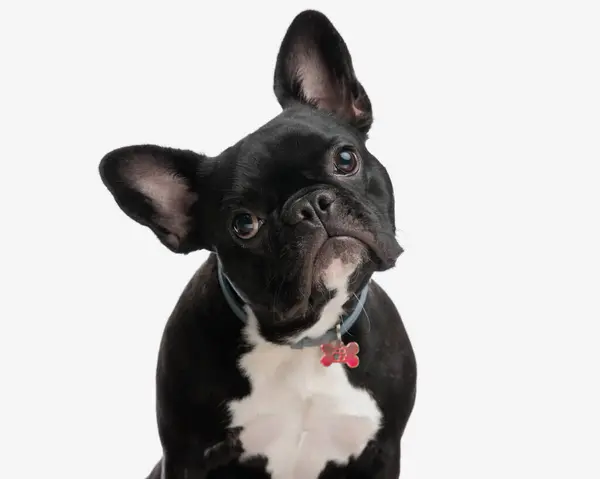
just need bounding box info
[227,260,382,479]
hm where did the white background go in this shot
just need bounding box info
[1,1,599,478]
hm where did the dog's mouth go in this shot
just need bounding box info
[268,216,402,322]
[315,227,401,272]
[312,236,367,281]
[280,234,372,320]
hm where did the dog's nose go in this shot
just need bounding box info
[283,190,336,226]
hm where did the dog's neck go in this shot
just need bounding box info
[216,257,368,348]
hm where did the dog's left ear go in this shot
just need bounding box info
[274,10,372,134]
[99,145,215,253]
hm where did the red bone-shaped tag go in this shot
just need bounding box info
[320,341,360,368]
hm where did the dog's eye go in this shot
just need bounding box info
[232,212,262,239]
[333,148,359,175]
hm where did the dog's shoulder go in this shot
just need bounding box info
[156,254,248,392]
[353,280,417,425]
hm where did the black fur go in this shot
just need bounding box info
[99,9,416,478]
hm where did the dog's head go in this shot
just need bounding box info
[100,10,402,339]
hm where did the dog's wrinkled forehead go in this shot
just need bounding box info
[226,108,363,201]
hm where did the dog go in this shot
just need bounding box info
[99,9,417,479]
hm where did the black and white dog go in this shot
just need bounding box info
[99,10,416,479]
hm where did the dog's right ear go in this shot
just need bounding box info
[99,144,215,254]
[273,10,373,134]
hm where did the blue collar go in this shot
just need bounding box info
[216,258,369,349]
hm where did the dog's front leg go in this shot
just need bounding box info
[200,427,244,471]
[159,428,243,479]
[160,455,204,479]
[345,435,402,479]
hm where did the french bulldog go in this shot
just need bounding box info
[99,9,417,479]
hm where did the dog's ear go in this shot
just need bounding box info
[274,10,372,133]
[99,144,215,253]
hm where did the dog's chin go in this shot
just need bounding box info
[312,236,368,287]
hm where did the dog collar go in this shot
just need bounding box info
[216,257,368,349]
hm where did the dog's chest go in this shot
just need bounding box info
[228,337,381,479]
